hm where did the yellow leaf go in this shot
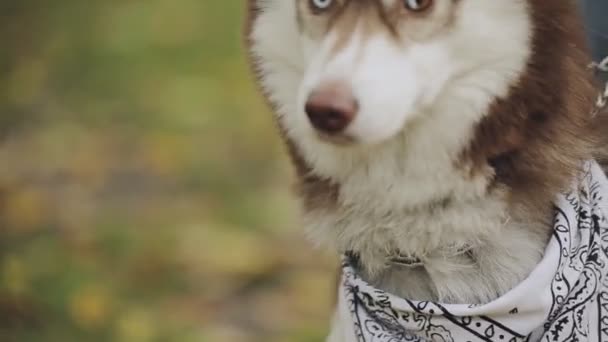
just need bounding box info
[2,256,28,295]
[69,286,111,330]
[4,188,49,233]
[115,308,156,342]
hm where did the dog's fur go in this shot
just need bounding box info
[245,0,608,309]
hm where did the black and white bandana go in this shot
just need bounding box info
[334,161,608,342]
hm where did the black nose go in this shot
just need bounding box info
[305,83,357,134]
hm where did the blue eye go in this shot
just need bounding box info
[310,0,333,11]
[404,0,433,12]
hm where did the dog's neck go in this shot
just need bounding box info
[313,188,550,304]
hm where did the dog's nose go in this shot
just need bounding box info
[305,83,357,134]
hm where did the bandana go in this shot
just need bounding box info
[334,161,608,342]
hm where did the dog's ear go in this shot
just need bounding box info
[243,0,257,48]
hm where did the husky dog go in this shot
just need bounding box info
[245,0,608,338]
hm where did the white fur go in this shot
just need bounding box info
[298,28,429,145]
[250,0,539,311]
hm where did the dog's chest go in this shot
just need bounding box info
[327,161,608,341]
[304,170,548,303]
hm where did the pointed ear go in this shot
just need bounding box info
[243,0,260,48]
[242,0,261,91]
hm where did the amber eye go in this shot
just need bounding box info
[310,0,334,12]
[403,0,433,12]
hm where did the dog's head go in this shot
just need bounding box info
[248,0,536,174]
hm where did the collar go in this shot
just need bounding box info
[334,161,608,342]
[346,247,475,269]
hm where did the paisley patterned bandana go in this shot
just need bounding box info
[334,161,608,342]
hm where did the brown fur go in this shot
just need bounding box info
[463,0,603,232]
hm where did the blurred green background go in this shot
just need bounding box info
[0,1,335,341]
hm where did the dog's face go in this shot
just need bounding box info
[249,0,532,182]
